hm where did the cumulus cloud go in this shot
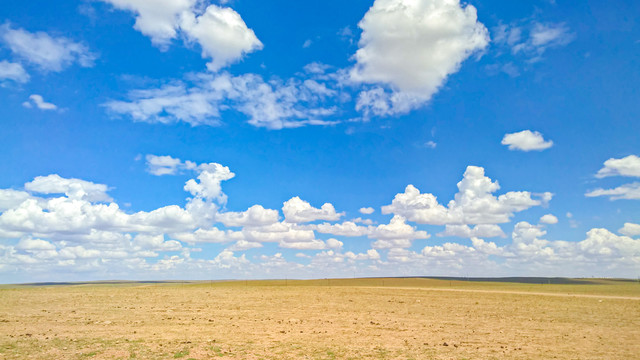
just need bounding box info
[359,207,374,214]
[183,163,235,204]
[16,238,56,251]
[133,234,182,251]
[100,0,195,46]
[279,239,327,250]
[437,224,506,238]
[311,221,369,237]
[216,205,280,227]
[179,4,263,71]
[325,238,343,249]
[350,0,489,116]
[369,215,429,249]
[595,155,640,178]
[539,214,558,224]
[22,94,57,110]
[172,227,242,244]
[282,197,344,223]
[619,223,640,237]
[3,159,640,281]
[1,24,96,72]
[0,189,31,212]
[0,60,29,83]
[25,174,112,202]
[242,222,317,245]
[501,130,553,151]
[579,228,640,258]
[382,166,549,225]
[100,0,261,71]
[227,240,262,251]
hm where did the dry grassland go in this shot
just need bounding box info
[1,278,639,359]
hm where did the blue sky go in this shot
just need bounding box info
[0,0,639,283]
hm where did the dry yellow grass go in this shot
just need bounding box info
[1,278,638,359]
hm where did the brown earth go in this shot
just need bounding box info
[1,278,639,359]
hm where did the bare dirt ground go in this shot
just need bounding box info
[1,278,638,359]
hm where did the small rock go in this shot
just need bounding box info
[443,342,449,346]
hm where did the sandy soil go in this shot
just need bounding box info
[1,279,638,359]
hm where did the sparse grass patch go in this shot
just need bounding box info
[173,348,189,358]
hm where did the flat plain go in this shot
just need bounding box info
[1,278,639,359]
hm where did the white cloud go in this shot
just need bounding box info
[145,154,185,175]
[350,0,489,115]
[242,222,316,244]
[227,240,262,251]
[3,159,640,281]
[100,0,195,46]
[104,71,341,129]
[501,130,553,151]
[539,214,558,224]
[105,83,223,126]
[424,141,437,149]
[619,223,640,237]
[585,182,640,200]
[579,228,640,258]
[588,155,640,200]
[369,215,429,249]
[595,155,640,178]
[25,174,112,202]
[216,205,280,227]
[22,94,57,110]
[16,238,56,251]
[0,60,29,83]
[437,224,505,238]
[0,189,31,212]
[495,21,574,62]
[278,239,327,250]
[303,62,331,75]
[180,4,263,71]
[359,207,374,214]
[1,24,96,72]
[510,221,552,258]
[133,234,182,251]
[172,227,242,244]
[312,221,369,237]
[183,163,235,204]
[351,217,375,225]
[282,197,344,223]
[325,238,343,249]
[527,22,574,54]
[382,166,549,225]
[344,249,380,261]
[211,249,249,269]
[470,237,505,256]
[100,1,261,71]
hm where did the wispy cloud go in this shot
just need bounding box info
[1,24,96,72]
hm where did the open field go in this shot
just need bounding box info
[1,278,639,359]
